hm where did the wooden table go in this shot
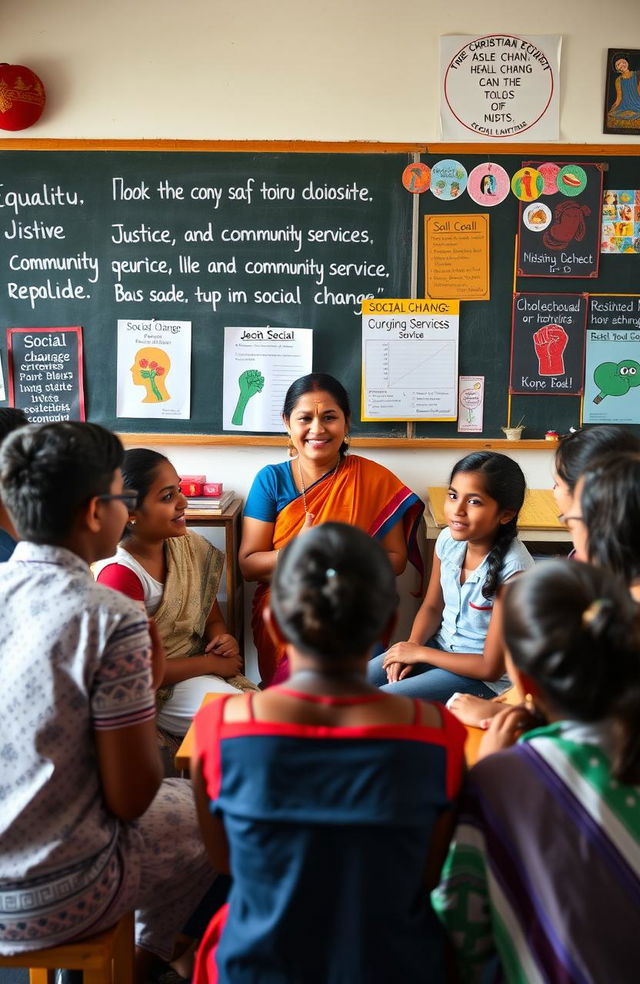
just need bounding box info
[186,497,244,655]
[174,692,225,772]
[425,486,571,573]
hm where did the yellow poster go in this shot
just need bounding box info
[424,213,490,301]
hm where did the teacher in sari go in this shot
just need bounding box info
[239,373,424,685]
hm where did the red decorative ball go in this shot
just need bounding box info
[0,64,46,131]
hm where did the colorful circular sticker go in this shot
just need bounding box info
[523,202,552,232]
[511,167,544,201]
[467,163,510,206]
[401,162,431,194]
[430,159,468,200]
[537,162,561,196]
[556,164,587,196]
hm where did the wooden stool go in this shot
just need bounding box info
[0,911,134,983]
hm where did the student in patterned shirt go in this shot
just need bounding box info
[432,559,640,984]
[0,422,214,982]
[0,407,28,561]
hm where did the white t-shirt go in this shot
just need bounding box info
[94,546,164,615]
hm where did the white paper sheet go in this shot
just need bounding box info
[223,326,313,431]
[361,299,459,420]
[116,319,191,419]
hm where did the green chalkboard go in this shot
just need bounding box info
[418,149,640,439]
[0,147,413,436]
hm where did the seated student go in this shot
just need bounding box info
[368,451,533,703]
[95,449,256,739]
[449,424,640,728]
[432,559,640,984]
[0,407,28,561]
[0,422,214,983]
[191,522,466,984]
[572,448,640,600]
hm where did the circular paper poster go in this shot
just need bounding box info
[467,163,510,206]
[556,164,587,197]
[538,162,561,196]
[511,166,544,201]
[442,34,556,140]
[523,202,552,231]
[430,159,468,200]
[402,162,431,194]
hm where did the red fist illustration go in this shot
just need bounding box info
[533,324,568,376]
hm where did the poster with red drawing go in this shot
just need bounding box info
[509,293,587,396]
[517,162,604,278]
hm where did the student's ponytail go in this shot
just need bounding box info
[503,559,640,785]
[449,452,526,600]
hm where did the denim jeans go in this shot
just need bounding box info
[367,639,495,703]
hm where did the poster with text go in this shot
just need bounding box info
[361,298,460,420]
[440,34,561,141]
[518,162,604,277]
[116,319,191,419]
[223,326,312,431]
[457,375,485,432]
[424,214,490,300]
[7,326,85,423]
[584,328,640,424]
[509,293,587,395]
[589,294,640,331]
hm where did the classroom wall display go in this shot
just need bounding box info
[457,375,484,432]
[429,159,468,200]
[7,325,85,422]
[440,34,561,141]
[116,318,191,419]
[603,49,640,136]
[584,327,640,424]
[223,325,312,431]
[2,143,639,442]
[466,163,510,206]
[517,162,604,278]
[588,293,640,330]
[424,213,490,300]
[509,293,587,396]
[0,147,412,437]
[361,298,459,421]
[601,189,640,253]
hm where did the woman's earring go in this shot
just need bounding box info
[286,432,297,458]
[128,518,136,528]
[344,433,350,450]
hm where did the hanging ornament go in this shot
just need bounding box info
[0,63,46,130]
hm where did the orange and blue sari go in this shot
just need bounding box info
[246,454,424,685]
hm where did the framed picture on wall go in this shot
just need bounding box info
[603,48,640,134]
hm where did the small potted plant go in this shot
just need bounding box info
[501,416,525,441]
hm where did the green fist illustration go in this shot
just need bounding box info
[593,359,640,404]
[232,369,265,425]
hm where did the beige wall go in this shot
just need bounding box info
[3,0,640,142]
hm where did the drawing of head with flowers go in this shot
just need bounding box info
[130,346,171,402]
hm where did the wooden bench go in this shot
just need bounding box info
[0,911,134,984]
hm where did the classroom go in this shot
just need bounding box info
[1,0,640,981]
